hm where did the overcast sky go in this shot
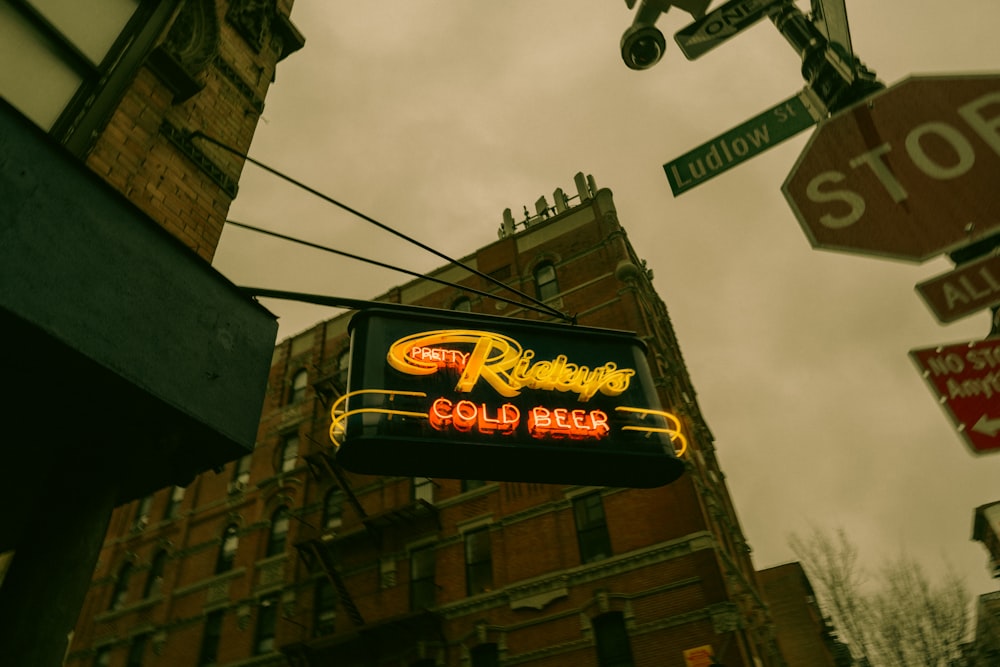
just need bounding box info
[215,2,1000,599]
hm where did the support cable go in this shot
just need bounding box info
[190,131,572,322]
[226,220,568,319]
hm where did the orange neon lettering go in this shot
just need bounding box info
[528,406,609,440]
[428,397,521,436]
[429,397,454,430]
[453,400,478,432]
[478,402,520,434]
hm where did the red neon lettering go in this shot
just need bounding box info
[529,407,609,440]
[453,400,478,432]
[429,397,454,430]
[431,398,607,440]
[479,402,520,434]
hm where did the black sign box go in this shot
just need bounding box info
[334,307,686,488]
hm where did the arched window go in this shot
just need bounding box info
[322,488,344,532]
[534,262,559,301]
[279,435,299,473]
[593,612,634,667]
[142,550,167,598]
[451,297,472,312]
[215,525,239,574]
[133,494,153,531]
[164,485,185,519]
[232,455,251,488]
[266,507,290,557]
[110,562,133,610]
[94,647,112,667]
[289,368,308,404]
[336,349,351,389]
[314,579,336,636]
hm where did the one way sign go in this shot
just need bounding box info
[674,0,784,59]
[910,338,1000,456]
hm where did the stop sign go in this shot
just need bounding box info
[783,74,1000,262]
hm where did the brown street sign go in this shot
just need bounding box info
[916,253,1000,324]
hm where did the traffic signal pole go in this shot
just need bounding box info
[767,0,882,113]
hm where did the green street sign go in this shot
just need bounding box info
[664,90,820,196]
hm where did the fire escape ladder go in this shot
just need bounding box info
[299,539,366,628]
[329,457,368,520]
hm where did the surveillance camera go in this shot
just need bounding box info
[621,23,666,70]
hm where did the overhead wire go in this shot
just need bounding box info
[226,220,565,315]
[189,131,573,323]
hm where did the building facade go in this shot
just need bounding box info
[67,174,791,667]
[965,502,1000,665]
[757,563,848,667]
[0,2,302,664]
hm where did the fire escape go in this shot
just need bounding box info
[283,429,443,666]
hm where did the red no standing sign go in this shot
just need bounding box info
[910,338,1000,455]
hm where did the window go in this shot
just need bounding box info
[279,435,299,473]
[198,610,224,667]
[322,488,344,532]
[534,262,559,301]
[142,550,167,599]
[314,579,336,637]
[289,368,308,404]
[412,477,434,504]
[573,493,612,564]
[379,556,397,588]
[470,643,499,667]
[452,297,472,312]
[1,0,145,136]
[215,525,239,574]
[461,480,486,493]
[464,528,493,595]
[133,494,153,530]
[233,455,251,488]
[164,485,185,519]
[110,562,133,610]
[336,349,351,389]
[593,613,634,667]
[266,507,290,558]
[126,632,149,667]
[254,594,280,655]
[93,647,112,667]
[410,545,436,610]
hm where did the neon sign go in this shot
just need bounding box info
[388,330,635,401]
[333,308,687,488]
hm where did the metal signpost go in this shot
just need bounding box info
[664,89,821,195]
[660,0,880,196]
[782,74,1000,262]
[674,0,785,60]
[910,339,1000,455]
[621,0,1000,454]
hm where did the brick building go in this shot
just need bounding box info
[757,563,848,667]
[67,174,793,666]
[965,503,1000,665]
[0,2,302,664]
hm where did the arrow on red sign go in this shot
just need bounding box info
[973,414,1000,437]
[910,338,1000,455]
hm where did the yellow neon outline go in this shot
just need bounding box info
[327,390,687,458]
[329,389,428,449]
[615,406,688,457]
[385,329,636,401]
